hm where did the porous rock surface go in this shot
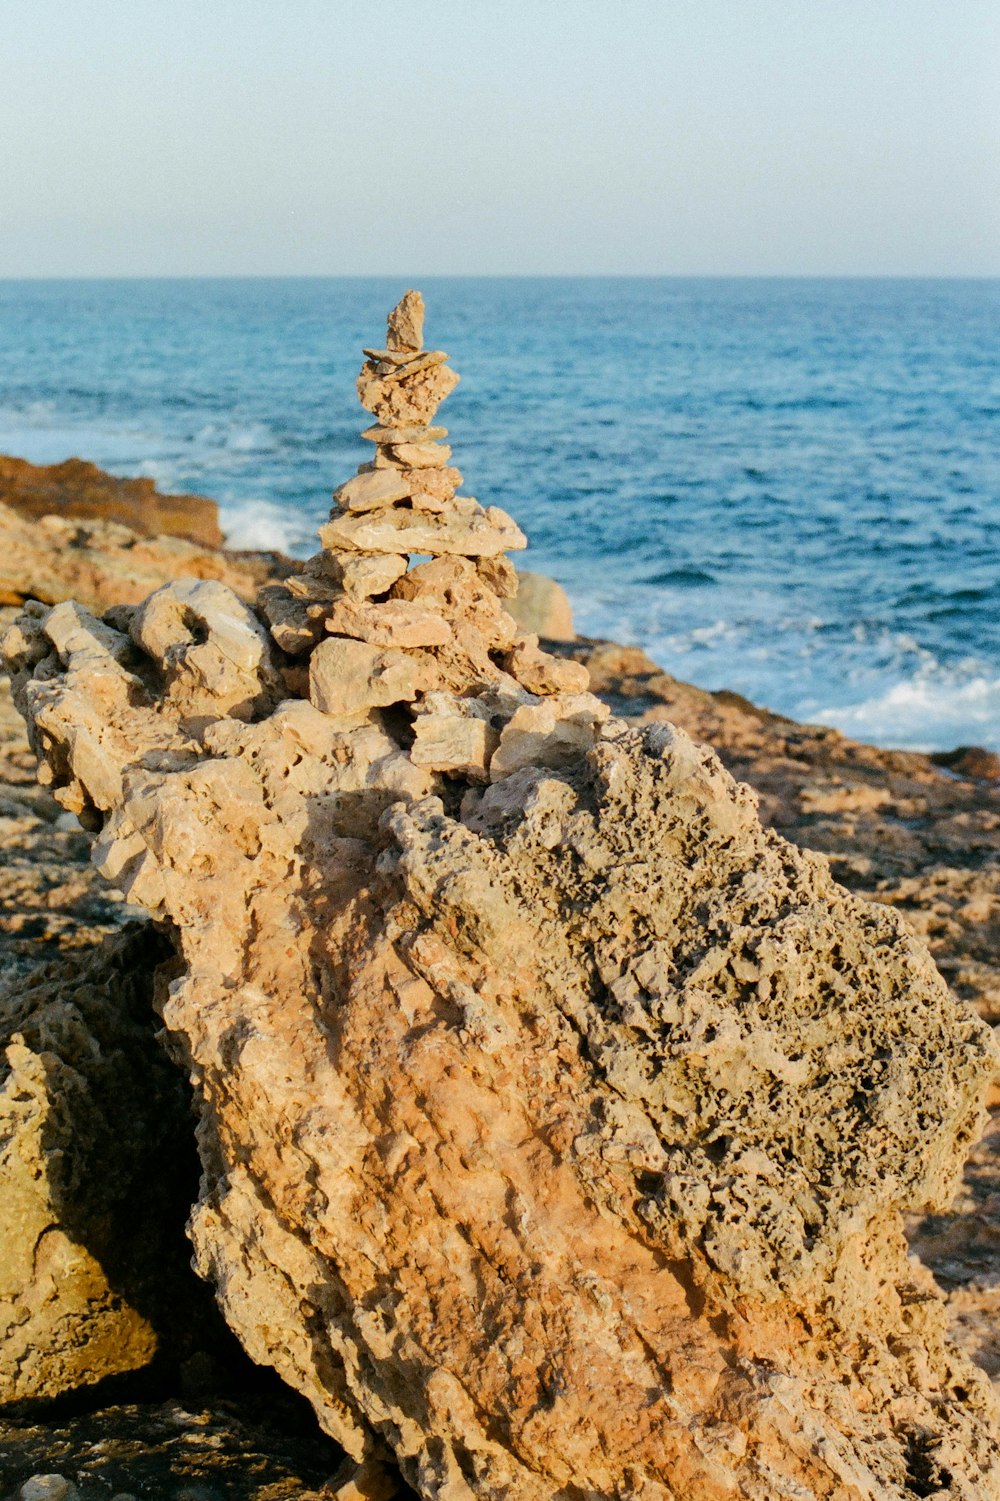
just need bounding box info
[0,500,286,616]
[558,638,1000,1400]
[6,294,1000,1498]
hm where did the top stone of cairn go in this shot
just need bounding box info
[386,288,424,352]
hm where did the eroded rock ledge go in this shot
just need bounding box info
[0,454,222,549]
[5,293,1000,1499]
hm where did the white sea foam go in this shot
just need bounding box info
[218,498,315,555]
[195,421,276,454]
[569,580,1000,754]
[808,672,1000,754]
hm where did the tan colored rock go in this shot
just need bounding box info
[402,465,464,505]
[388,441,452,469]
[385,288,424,351]
[0,452,222,547]
[309,636,431,717]
[357,362,459,429]
[391,559,520,659]
[363,347,426,366]
[13,593,1000,1494]
[334,470,413,513]
[410,694,499,780]
[257,582,328,655]
[476,553,519,600]
[361,424,447,446]
[131,579,283,719]
[0,923,223,1405]
[391,555,479,600]
[488,691,610,780]
[505,633,590,695]
[305,548,410,601]
[320,505,526,559]
[373,350,448,377]
[326,597,452,649]
[0,502,284,616]
[506,570,576,640]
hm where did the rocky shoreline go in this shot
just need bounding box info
[2,296,1000,1498]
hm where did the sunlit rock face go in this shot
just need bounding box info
[6,293,1000,1500]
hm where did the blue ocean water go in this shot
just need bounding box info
[0,277,997,752]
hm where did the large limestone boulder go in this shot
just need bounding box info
[6,294,1000,1496]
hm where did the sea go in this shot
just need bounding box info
[0,277,997,753]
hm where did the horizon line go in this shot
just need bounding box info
[1,271,999,284]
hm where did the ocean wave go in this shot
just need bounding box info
[218,498,318,555]
[808,671,1000,753]
[194,421,277,454]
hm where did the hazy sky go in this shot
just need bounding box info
[3,1,998,277]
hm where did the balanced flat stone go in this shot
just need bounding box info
[361,424,447,445]
[367,350,449,379]
[334,470,413,513]
[319,506,527,559]
[332,550,409,599]
[325,596,452,649]
[302,547,409,600]
[390,442,453,469]
[363,348,416,365]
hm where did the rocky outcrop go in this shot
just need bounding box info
[0,925,226,1406]
[0,610,234,1408]
[0,502,286,616]
[6,294,1000,1498]
[0,455,223,548]
[558,638,1000,1395]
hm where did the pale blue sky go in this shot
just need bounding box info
[2,0,998,276]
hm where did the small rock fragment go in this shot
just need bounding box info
[489,693,610,780]
[361,424,447,446]
[326,597,451,649]
[320,507,525,559]
[309,636,429,716]
[505,633,590,695]
[411,694,499,780]
[389,441,452,469]
[334,470,413,513]
[19,1476,78,1501]
[476,554,520,600]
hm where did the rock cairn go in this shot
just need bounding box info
[6,296,1000,1500]
[256,289,601,785]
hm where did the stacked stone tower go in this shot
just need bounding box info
[258,290,605,783]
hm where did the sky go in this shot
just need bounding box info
[2,1,998,278]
